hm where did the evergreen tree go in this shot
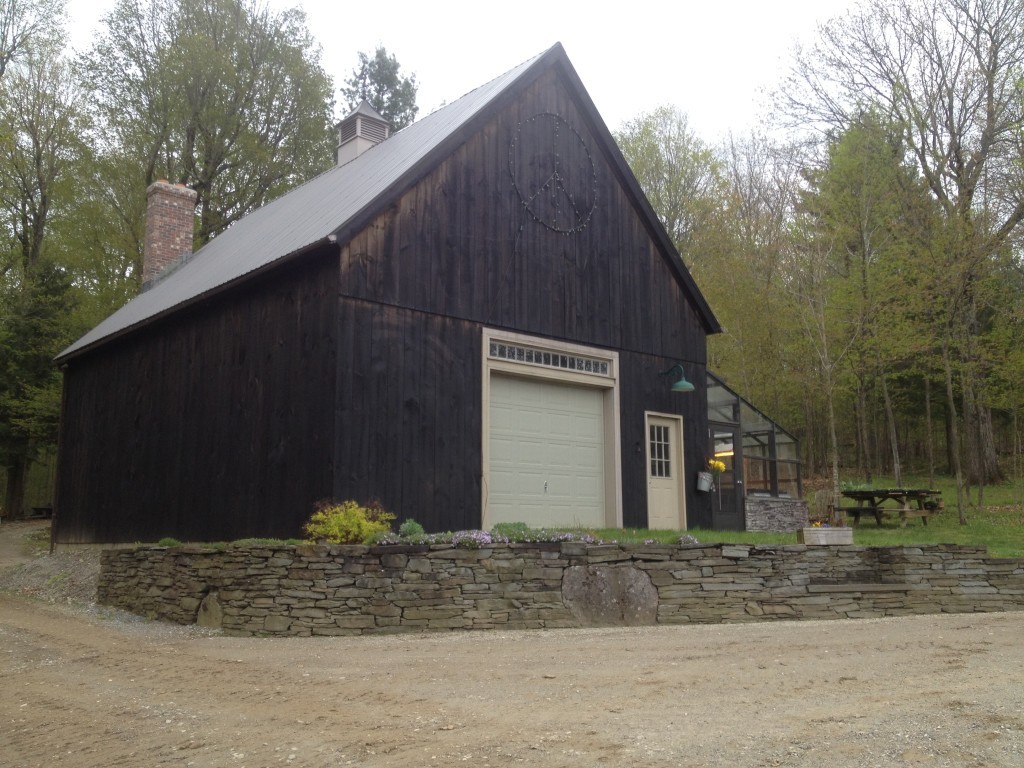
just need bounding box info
[0,260,77,518]
[340,46,419,132]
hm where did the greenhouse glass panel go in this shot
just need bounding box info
[707,372,801,499]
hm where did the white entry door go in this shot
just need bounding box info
[646,413,685,530]
[488,374,605,528]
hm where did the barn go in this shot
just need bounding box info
[53,43,724,544]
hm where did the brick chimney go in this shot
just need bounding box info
[143,180,197,290]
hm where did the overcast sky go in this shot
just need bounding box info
[67,0,859,140]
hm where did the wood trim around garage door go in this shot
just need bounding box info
[480,329,622,531]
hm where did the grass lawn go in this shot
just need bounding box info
[593,475,1024,558]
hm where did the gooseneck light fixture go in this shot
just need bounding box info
[659,363,695,393]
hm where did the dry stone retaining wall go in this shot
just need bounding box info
[98,542,1024,636]
[744,497,810,531]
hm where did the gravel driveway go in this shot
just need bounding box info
[2,521,1023,767]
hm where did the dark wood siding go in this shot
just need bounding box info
[57,62,715,542]
[618,352,713,530]
[325,306,710,532]
[339,68,707,363]
[337,67,711,530]
[55,251,339,544]
[333,300,481,532]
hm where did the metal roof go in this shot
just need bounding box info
[58,41,721,361]
[58,47,552,360]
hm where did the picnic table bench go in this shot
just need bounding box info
[839,488,943,528]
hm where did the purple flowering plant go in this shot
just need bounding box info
[367,518,696,549]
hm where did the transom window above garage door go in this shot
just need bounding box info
[488,340,611,377]
[482,329,622,530]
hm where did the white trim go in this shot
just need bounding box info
[481,329,622,530]
[644,411,687,530]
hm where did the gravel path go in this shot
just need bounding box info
[2,522,1023,767]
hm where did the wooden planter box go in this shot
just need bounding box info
[798,527,853,545]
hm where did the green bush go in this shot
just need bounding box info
[157,537,182,547]
[398,518,426,537]
[303,499,395,544]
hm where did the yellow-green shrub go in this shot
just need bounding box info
[303,499,395,544]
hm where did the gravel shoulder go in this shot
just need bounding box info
[2,522,1023,767]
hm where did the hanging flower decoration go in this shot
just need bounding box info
[707,459,726,476]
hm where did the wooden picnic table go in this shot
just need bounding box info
[838,488,943,528]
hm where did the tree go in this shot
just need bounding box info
[0,260,76,519]
[708,134,807,426]
[0,42,85,518]
[49,151,149,326]
[0,45,86,277]
[82,0,336,252]
[786,229,853,520]
[808,113,933,485]
[340,46,418,132]
[614,106,724,264]
[783,0,1024,497]
[0,0,65,80]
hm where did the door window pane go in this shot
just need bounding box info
[650,424,671,478]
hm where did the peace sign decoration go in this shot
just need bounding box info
[508,113,598,235]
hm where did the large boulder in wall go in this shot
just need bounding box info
[561,565,658,626]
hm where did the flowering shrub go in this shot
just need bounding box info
[540,530,600,543]
[679,534,701,546]
[303,499,395,544]
[491,526,601,544]
[365,524,604,548]
[451,529,507,548]
[368,531,403,545]
[365,520,683,549]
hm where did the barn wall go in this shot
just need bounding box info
[340,67,707,361]
[55,251,339,544]
[337,66,711,530]
[327,310,710,533]
[57,62,716,542]
[618,352,713,530]
[332,301,481,532]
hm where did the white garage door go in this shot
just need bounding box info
[488,374,605,528]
